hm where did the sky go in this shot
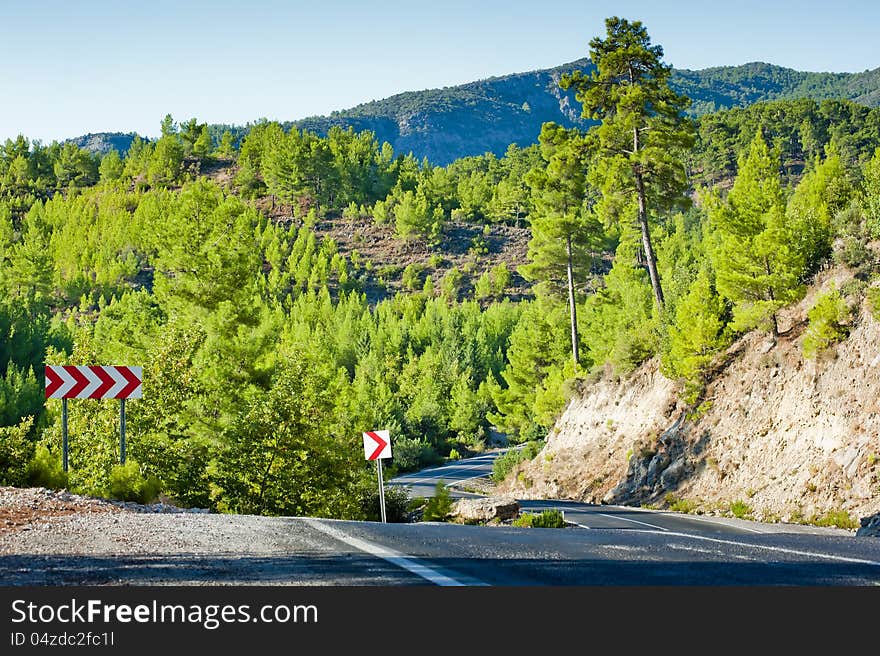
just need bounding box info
[1,0,878,143]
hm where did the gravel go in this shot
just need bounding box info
[0,486,421,585]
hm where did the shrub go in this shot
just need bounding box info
[360,484,412,523]
[401,263,425,290]
[867,286,880,321]
[802,287,850,358]
[26,445,68,490]
[810,509,859,530]
[422,481,453,522]
[512,509,566,528]
[107,460,161,504]
[0,417,35,486]
[391,436,439,472]
[665,494,698,514]
[491,440,544,483]
[728,500,753,520]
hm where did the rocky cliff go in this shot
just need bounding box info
[498,266,880,529]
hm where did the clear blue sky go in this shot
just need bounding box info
[1,0,878,143]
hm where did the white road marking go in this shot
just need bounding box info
[659,511,766,533]
[655,530,880,567]
[598,512,669,531]
[304,519,485,586]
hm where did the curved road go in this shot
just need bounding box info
[390,448,852,536]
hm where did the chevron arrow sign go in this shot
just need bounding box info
[45,365,143,399]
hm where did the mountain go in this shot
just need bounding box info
[292,60,880,165]
[67,61,880,165]
[66,131,141,156]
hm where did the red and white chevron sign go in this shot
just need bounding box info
[362,430,392,460]
[45,365,143,400]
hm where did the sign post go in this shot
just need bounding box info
[362,430,392,523]
[61,398,68,473]
[45,365,143,469]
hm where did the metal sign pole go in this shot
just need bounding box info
[120,398,126,464]
[377,459,387,523]
[61,398,68,473]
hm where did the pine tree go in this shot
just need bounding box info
[561,16,695,311]
[520,123,602,368]
[710,132,805,336]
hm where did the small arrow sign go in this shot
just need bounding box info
[363,430,391,460]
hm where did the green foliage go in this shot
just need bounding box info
[391,435,440,472]
[422,481,453,522]
[581,227,659,373]
[0,416,35,486]
[662,268,728,399]
[665,494,699,514]
[810,509,859,529]
[727,500,753,520]
[26,445,68,490]
[863,148,880,239]
[710,132,806,335]
[562,16,695,310]
[802,287,851,358]
[511,508,566,528]
[491,441,544,483]
[867,286,880,321]
[358,482,412,523]
[108,460,162,504]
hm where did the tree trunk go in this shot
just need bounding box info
[633,125,664,311]
[566,233,580,369]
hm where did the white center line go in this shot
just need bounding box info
[598,512,669,531]
[304,518,486,586]
[656,530,880,566]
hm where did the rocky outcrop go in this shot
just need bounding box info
[452,497,520,523]
[857,513,880,537]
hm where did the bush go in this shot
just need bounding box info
[422,481,453,522]
[512,509,566,528]
[26,445,69,490]
[728,500,753,520]
[0,416,35,486]
[868,286,880,321]
[802,288,851,358]
[810,509,859,530]
[391,436,440,472]
[491,440,544,483]
[401,263,425,290]
[360,484,412,523]
[107,460,161,504]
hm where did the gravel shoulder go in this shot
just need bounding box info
[0,486,421,586]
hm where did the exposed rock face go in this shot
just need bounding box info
[857,513,880,537]
[500,269,880,529]
[452,497,520,523]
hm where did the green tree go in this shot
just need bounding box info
[710,132,805,336]
[662,267,727,399]
[863,147,880,239]
[99,149,124,184]
[216,130,236,159]
[561,16,695,311]
[521,123,602,368]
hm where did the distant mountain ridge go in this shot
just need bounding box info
[68,60,880,165]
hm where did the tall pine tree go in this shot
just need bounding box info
[561,16,695,311]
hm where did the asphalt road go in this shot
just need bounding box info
[2,449,877,586]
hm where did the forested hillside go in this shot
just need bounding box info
[3,18,880,523]
[68,60,880,166]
